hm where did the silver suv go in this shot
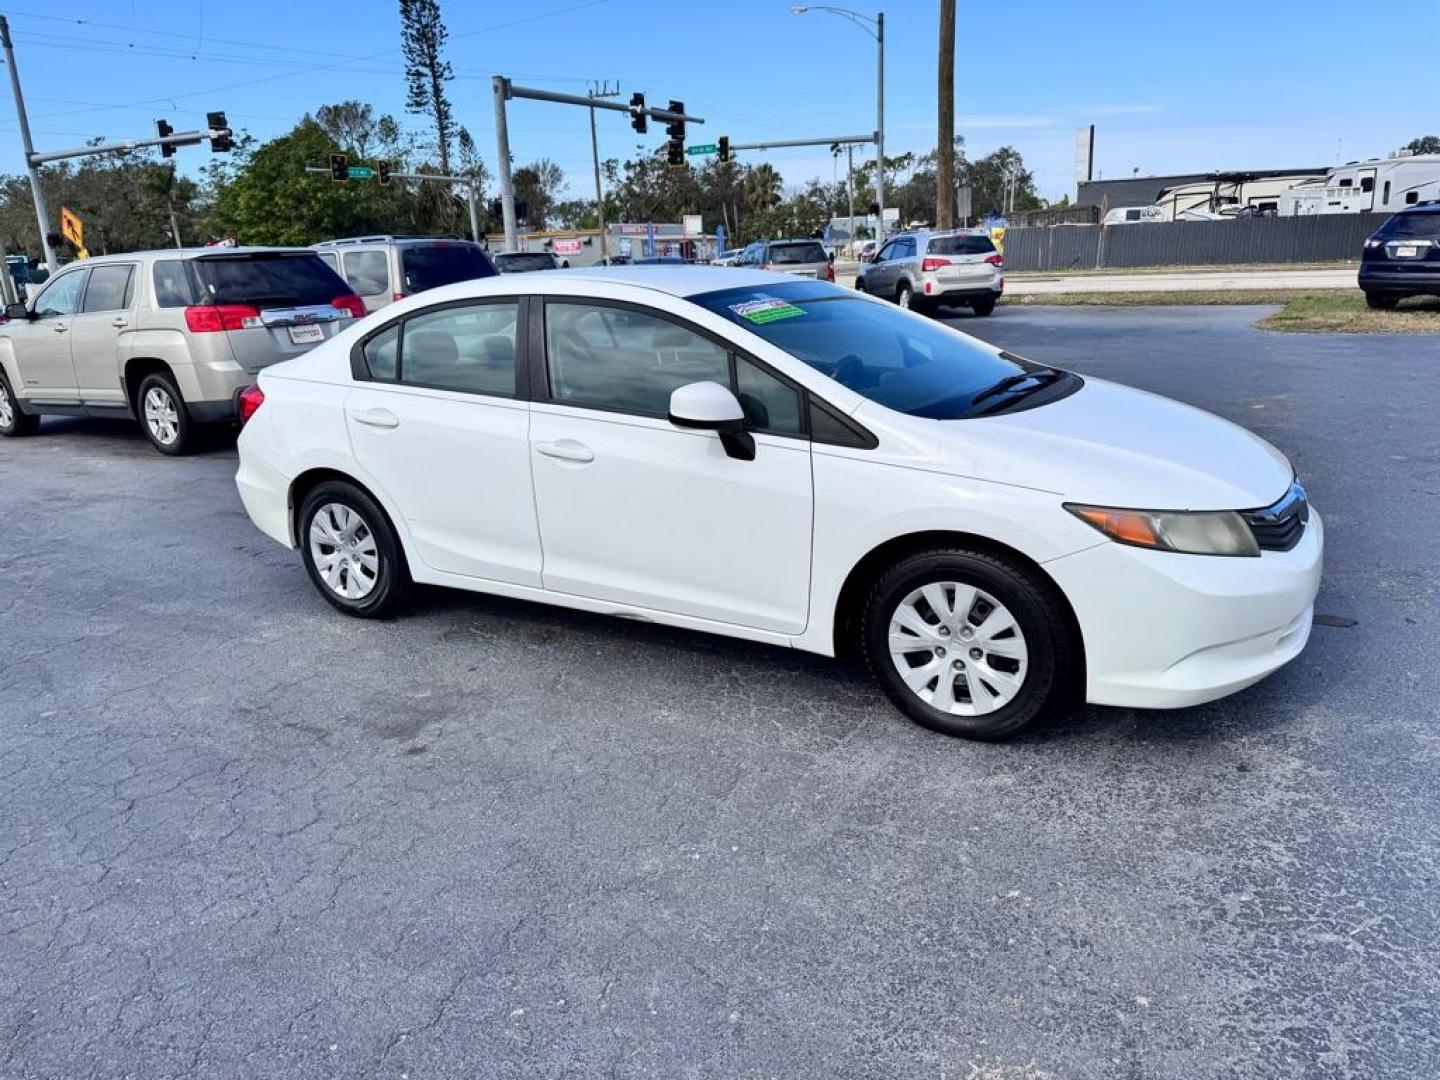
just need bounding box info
[0,247,361,454]
[314,236,497,312]
[856,228,1003,316]
[734,239,835,281]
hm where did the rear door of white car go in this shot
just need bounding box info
[527,297,813,635]
[344,296,542,586]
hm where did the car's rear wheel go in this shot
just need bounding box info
[896,282,914,309]
[1364,292,1400,310]
[971,297,997,317]
[298,481,411,618]
[861,547,1077,740]
[0,370,39,437]
[136,372,195,455]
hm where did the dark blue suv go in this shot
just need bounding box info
[1359,202,1440,309]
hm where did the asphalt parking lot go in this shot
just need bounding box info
[2,304,1438,1079]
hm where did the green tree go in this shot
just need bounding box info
[743,164,783,212]
[399,0,456,173]
[512,159,566,229]
[1406,135,1440,154]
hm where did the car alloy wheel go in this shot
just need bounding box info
[887,581,1029,716]
[143,386,181,447]
[308,502,380,600]
[897,284,913,309]
[0,380,13,430]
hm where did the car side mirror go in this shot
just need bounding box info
[667,381,755,461]
[4,301,29,320]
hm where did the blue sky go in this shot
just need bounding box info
[1,0,1435,203]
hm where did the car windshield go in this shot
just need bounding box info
[1378,211,1440,240]
[768,242,827,265]
[495,253,556,272]
[928,234,995,256]
[191,253,347,307]
[692,281,1055,420]
[402,244,497,290]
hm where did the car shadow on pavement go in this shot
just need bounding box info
[31,416,239,453]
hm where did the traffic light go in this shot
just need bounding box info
[718,136,730,163]
[629,92,647,134]
[156,119,175,158]
[377,159,392,186]
[329,152,348,183]
[665,100,685,143]
[666,138,685,168]
[207,112,232,153]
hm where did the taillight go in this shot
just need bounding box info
[331,294,366,319]
[985,254,1004,267]
[825,262,835,282]
[238,384,264,425]
[921,257,950,272]
[184,304,261,332]
[393,292,405,302]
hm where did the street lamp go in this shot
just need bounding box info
[791,4,886,241]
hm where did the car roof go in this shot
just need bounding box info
[483,265,818,298]
[59,246,316,267]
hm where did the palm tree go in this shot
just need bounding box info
[744,164,783,212]
[936,0,956,228]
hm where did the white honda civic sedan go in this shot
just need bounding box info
[235,268,1322,740]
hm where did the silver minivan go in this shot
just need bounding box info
[0,247,360,454]
[314,236,498,312]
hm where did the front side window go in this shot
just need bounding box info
[82,264,135,313]
[32,270,88,318]
[342,250,390,296]
[694,281,1064,421]
[546,302,730,416]
[401,244,497,292]
[875,241,898,262]
[399,302,518,395]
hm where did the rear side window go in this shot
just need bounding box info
[317,251,339,273]
[342,250,389,297]
[82,264,135,312]
[191,253,347,307]
[401,303,518,396]
[363,324,399,381]
[927,234,995,256]
[153,260,196,307]
[401,244,497,293]
[767,242,827,265]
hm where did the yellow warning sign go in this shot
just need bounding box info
[60,206,84,249]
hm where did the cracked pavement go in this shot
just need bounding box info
[1,306,1437,1078]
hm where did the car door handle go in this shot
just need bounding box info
[52,323,68,333]
[534,439,594,464]
[350,407,399,429]
[111,317,128,328]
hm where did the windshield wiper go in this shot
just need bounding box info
[970,368,1062,406]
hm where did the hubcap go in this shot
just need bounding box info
[143,386,180,445]
[899,288,911,309]
[0,382,13,428]
[887,582,1029,716]
[309,502,379,600]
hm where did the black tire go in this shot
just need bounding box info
[135,371,196,455]
[971,297,997,317]
[860,547,1077,741]
[0,369,40,437]
[298,480,411,619]
[897,282,929,313]
[1364,292,1400,310]
[854,277,867,294]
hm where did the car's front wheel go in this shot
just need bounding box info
[861,547,1077,740]
[1364,292,1400,310]
[136,371,195,455]
[0,370,40,437]
[298,481,411,618]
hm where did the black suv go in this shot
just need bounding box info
[1359,202,1440,309]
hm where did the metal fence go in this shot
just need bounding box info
[1001,213,1386,272]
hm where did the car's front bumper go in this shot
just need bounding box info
[1044,510,1324,709]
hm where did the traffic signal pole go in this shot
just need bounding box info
[0,16,56,270]
[492,76,703,252]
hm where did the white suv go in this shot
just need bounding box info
[857,229,1003,316]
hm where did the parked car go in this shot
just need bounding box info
[235,268,1322,742]
[710,250,746,267]
[0,247,363,454]
[1359,201,1440,308]
[734,239,834,281]
[857,239,879,262]
[856,229,1003,316]
[314,236,497,311]
[494,251,567,273]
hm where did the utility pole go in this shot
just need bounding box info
[492,77,519,251]
[846,144,856,248]
[588,80,620,264]
[0,16,56,270]
[876,10,886,241]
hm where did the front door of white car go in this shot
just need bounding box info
[528,299,813,635]
[11,267,88,398]
[343,298,543,586]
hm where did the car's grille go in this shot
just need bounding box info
[1242,481,1309,552]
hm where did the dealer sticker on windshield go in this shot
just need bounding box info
[729,295,806,325]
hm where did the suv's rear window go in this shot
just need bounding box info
[192,253,347,307]
[402,244,498,291]
[1377,211,1440,240]
[768,242,827,265]
[495,253,556,273]
[927,234,995,256]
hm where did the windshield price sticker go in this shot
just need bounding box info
[730,296,806,325]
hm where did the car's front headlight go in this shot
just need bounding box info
[1064,504,1260,557]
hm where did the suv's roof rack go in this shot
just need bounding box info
[315,235,445,246]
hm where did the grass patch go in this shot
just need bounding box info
[1006,290,1440,333]
[1007,261,1356,280]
